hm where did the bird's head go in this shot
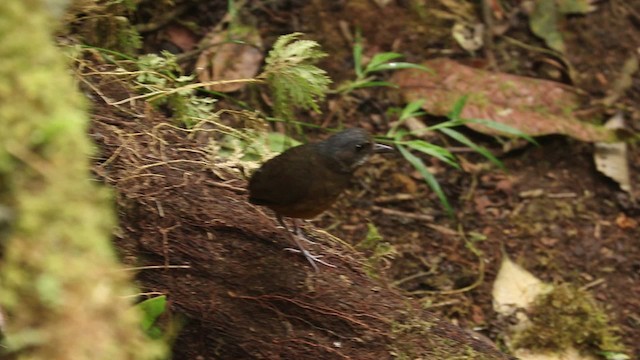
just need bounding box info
[316,128,393,173]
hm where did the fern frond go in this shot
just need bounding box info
[262,33,331,121]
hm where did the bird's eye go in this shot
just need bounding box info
[355,142,370,152]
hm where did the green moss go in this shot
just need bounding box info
[514,284,626,355]
[389,317,497,359]
[356,222,397,279]
[0,1,164,358]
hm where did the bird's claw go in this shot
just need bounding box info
[284,247,336,271]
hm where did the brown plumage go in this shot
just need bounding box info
[248,128,392,270]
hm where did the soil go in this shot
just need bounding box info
[83,0,640,358]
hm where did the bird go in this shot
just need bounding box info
[248,128,393,271]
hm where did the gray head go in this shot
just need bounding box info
[315,128,392,173]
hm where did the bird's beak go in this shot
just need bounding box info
[373,143,394,153]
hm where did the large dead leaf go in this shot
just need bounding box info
[392,58,617,142]
[195,25,263,93]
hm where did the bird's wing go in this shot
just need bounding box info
[248,146,314,206]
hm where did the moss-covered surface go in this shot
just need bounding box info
[0,1,163,359]
[514,284,625,354]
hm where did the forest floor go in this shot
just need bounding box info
[83,0,639,358]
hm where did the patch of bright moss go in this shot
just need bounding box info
[514,283,626,355]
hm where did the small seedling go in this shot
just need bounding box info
[135,295,167,339]
[334,30,431,94]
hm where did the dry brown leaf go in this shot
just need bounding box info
[195,25,263,93]
[615,213,638,229]
[392,58,617,142]
[164,24,197,52]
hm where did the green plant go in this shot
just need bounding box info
[262,32,332,125]
[134,52,218,127]
[335,30,431,94]
[356,223,397,279]
[135,295,167,339]
[514,284,626,356]
[85,33,331,130]
[386,96,535,215]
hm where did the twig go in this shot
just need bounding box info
[371,206,435,222]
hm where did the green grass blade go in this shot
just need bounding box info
[353,32,364,78]
[369,62,432,73]
[448,95,468,120]
[388,100,427,136]
[365,52,404,71]
[397,145,453,217]
[399,99,426,121]
[464,118,538,144]
[422,119,464,133]
[404,140,460,169]
[439,127,505,169]
[349,81,399,89]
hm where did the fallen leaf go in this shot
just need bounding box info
[164,24,197,52]
[492,255,551,316]
[452,22,484,52]
[392,58,617,142]
[195,25,263,92]
[392,173,418,193]
[530,0,565,53]
[594,113,631,192]
[615,213,638,229]
[473,195,494,214]
[539,237,559,246]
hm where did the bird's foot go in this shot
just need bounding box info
[294,229,317,245]
[284,248,336,271]
[277,220,317,244]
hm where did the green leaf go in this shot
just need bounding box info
[136,295,167,331]
[404,140,460,169]
[439,127,504,169]
[448,95,468,120]
[399,100,426,121]
[365,52,404,71]
[264,33,331,121]
[423,120,463,132]
[368,62,432,73]
[464,118,538,144]
[388,100,427,136]
[397,145,453,216]
[353,31,364,78]
[349,81,399,90]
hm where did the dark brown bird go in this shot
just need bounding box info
[249,128,392,270]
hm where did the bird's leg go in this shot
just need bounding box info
[291,218,317,244]
[276,215,335,271]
